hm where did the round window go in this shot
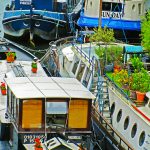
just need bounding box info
[131,123,137,138]
[117,109,122,122]
[124,116,129,130]
[139,131,145,146]
[110,102,115,115]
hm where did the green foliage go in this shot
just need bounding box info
[130,57,144,72]
[6,52,16,57]
[32,62,37,68]
[95,45,123,64]
[130,68,150,92]
[141,11,150,55]
[89,26,115,44]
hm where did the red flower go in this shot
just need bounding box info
[34,138,42,148]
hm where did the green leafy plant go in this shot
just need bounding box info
[32,62,37,68]
[130,57,144,72]
[141,11,150,56]
[130,68,150,93]
[1,82,6,90]
[6,51,16,57]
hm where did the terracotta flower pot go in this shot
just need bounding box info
[114,65,121,73]
[32,68,37,73]
[35,147,43,150]
[136,91,145,102]
[1,89,6,95]
[7,56,15,63]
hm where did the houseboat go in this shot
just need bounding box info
[41,36,150,150]
[3,0,82,41]
[3,76,95,149]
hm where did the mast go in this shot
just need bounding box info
[99,0,102,27]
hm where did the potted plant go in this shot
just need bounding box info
[113,46,123,73]
[6,51,16,63]
[34,138,43,150]
[130,68,150,101]
[90,26,115,74]
[1,82,6,95]
[31,61,37,73]
[129,57,144,73]
[113,69,129,90]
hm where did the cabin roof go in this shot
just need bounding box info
[5,77,95,100]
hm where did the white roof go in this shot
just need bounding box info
[5,77,95,100]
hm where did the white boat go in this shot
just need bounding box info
[41,36,150,150]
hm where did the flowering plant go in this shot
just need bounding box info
[6,48,16,57]
[34,138,43,148]
[1,82,6,90]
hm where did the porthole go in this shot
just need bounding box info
[139,131,145,146]
[110,102,115,115]
[131,123,137,138]
[117,109,122,122]
[124,116,129,130]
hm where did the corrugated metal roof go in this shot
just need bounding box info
[5,77,95,100]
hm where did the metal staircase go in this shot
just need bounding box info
[89,57,112,128]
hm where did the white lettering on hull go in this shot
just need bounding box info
[102,11,123,19]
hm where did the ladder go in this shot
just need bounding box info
[11,63,27,77]
[89,57,112,131]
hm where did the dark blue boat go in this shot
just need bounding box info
[3,0,82,41]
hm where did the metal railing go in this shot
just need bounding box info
[92,105,134,150]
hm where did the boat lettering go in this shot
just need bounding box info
[20,134,46,144]
[68,136,82,139]
[102,11,123,19]
[20,0,32,5]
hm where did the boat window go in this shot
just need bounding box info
[117,109,122,122]
[22,100,42,128]
[76,62,85,81]
[138,3,141,14]
[83,67,91,87]
[90,1,92,7]
[112,3,122,12]
[132,4,135,11]
[102,2,111,11]
[139,131,145,146]
[8,88,11,110]
[131,123,137,138]
[68,100,88,128]
[46,102,67,128]
[13,96,17,119]
[124,116,129,130]
[110,102,115,115]
[72,57,80,74]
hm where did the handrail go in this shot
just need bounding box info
[105,74,132,102]
[92,105,134,150]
